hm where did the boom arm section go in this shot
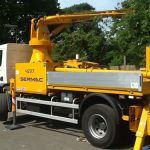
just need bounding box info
[44,9,128,25]
[29,9,128,70]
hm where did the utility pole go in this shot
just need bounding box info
[123,55,126,70]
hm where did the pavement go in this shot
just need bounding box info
[0,113,135,150]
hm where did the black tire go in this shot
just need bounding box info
[82,104,117,148]
[0,93,8,121]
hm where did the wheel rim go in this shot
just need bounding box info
[88,114,107,139]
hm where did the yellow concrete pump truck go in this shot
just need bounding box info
[0,9,149,149]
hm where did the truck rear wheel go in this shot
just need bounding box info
[0,93,8,121]
[82,104,117,148]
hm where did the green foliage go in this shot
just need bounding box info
[0,0,60,44]
[62,3,95,13]
[1,0,150,67]
[53,3,108,65]
[53,25,108,64]
[108,0,150,67]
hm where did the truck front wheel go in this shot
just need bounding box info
[82,104,117,148]
[0,93,8,121]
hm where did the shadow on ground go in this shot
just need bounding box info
[4,114,136,150]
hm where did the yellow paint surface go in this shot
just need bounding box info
[16,62,47,94]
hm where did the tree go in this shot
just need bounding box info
[62,3,95,13]
[108,0,150,67]
[0,0,60,44]
[53,3,109,66]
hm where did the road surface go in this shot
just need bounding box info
[0,113,135,150]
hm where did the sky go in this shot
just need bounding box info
[58,0,124,10]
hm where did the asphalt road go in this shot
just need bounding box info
[0,113,135,150]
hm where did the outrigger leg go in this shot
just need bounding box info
[5,79,24,130]
[134,96,150,150]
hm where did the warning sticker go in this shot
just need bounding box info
[131,82,139,89]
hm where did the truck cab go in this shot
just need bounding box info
[0,43,32,120]
[0,43,32,86]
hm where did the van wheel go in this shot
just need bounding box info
[0,93,8,121]
[82,104,117,148]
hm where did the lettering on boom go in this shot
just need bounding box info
[20,77,43,82]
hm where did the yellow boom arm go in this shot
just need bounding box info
[29,9,128,70]
[44,9,128,25]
